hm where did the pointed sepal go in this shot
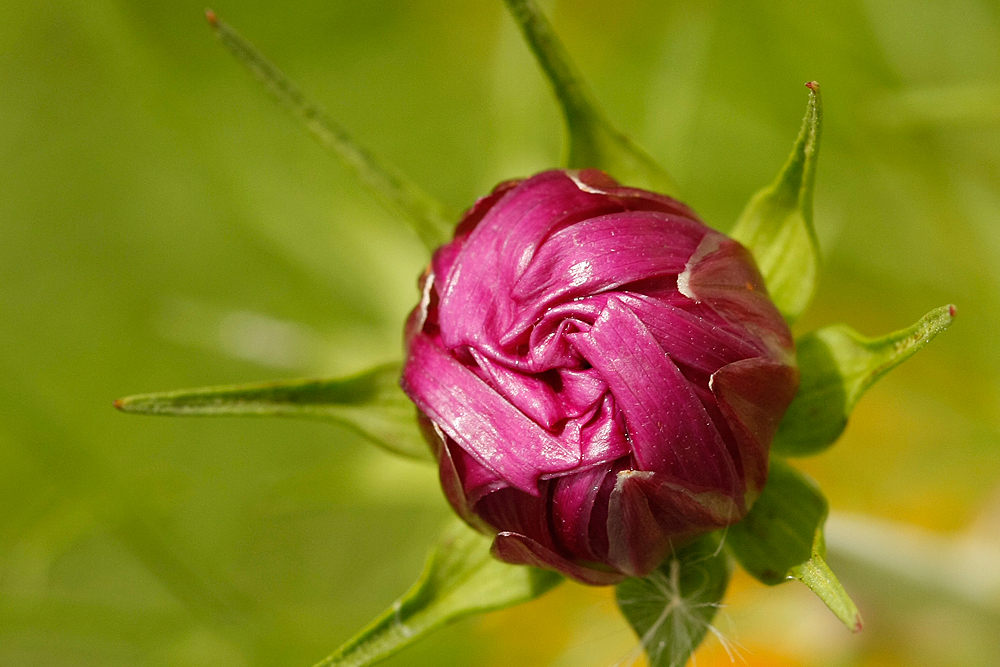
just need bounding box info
[731,82,822,323]
[615,534,732,667]
[726,458,862,632]
[115,363,432,461]
[205,10,455,251]
[773,304,956,456]
[792,547,864,634]
[502,0,677,195]
[312,519,562,667]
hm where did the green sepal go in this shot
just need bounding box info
[313,519,563,667]
[114,362,432,462]
[727,458,862,631]
[773,304,956,457]
[615,534,732,667]
[731,82,822,324]
[791,543,864,634]
[206,10,455,251]
[503,0,677,195]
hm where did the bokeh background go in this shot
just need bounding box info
[3,0,999,665]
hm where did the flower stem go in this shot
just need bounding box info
[206,10,456,251]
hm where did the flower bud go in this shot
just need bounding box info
[401,169,799,585]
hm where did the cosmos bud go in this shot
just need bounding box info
[402,169,799,584]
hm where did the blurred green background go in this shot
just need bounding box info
[3,0,999,665]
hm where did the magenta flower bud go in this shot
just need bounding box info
[401,169,799,585]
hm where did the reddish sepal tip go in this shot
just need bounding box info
[948,304,958,318]
[805,80,820,91]
[112,399,124,410]
[205,8,218,26]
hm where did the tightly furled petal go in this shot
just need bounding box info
[401,169,798,584]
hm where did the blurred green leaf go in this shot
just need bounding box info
[726,458,824,585]
[774,304,957,456]
[731,82,822,324]
[207,10,455,251]
[727,458,861,631]
[314,518,562,667]
[615,534,731,667]
[115,362,431,461]
[503,0,677,195]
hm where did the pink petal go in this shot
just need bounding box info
[436,172,625,350]
[523,295,609,370]
[402,335,580,494]
[549,464,614,560]
[618,293,766,374]
[710,357,800,498]
[568,169,702,220]
[574,392,631,468]
[606,470,740,576]
[508,211,705,333]
[445,437,509,507]
[568,297,739,494]
[468,348,565,430]
[474,486,556,552]
[605,471,672,576]
[679,233,795,359]
[436,439,497,533]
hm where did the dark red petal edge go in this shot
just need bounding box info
[606,470,740,577]
[710,357,800,501]
[491,532,625,586]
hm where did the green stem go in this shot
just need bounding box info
[502,0,677,194]
[206,10,455,250]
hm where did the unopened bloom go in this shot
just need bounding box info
[401,169,799,584]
